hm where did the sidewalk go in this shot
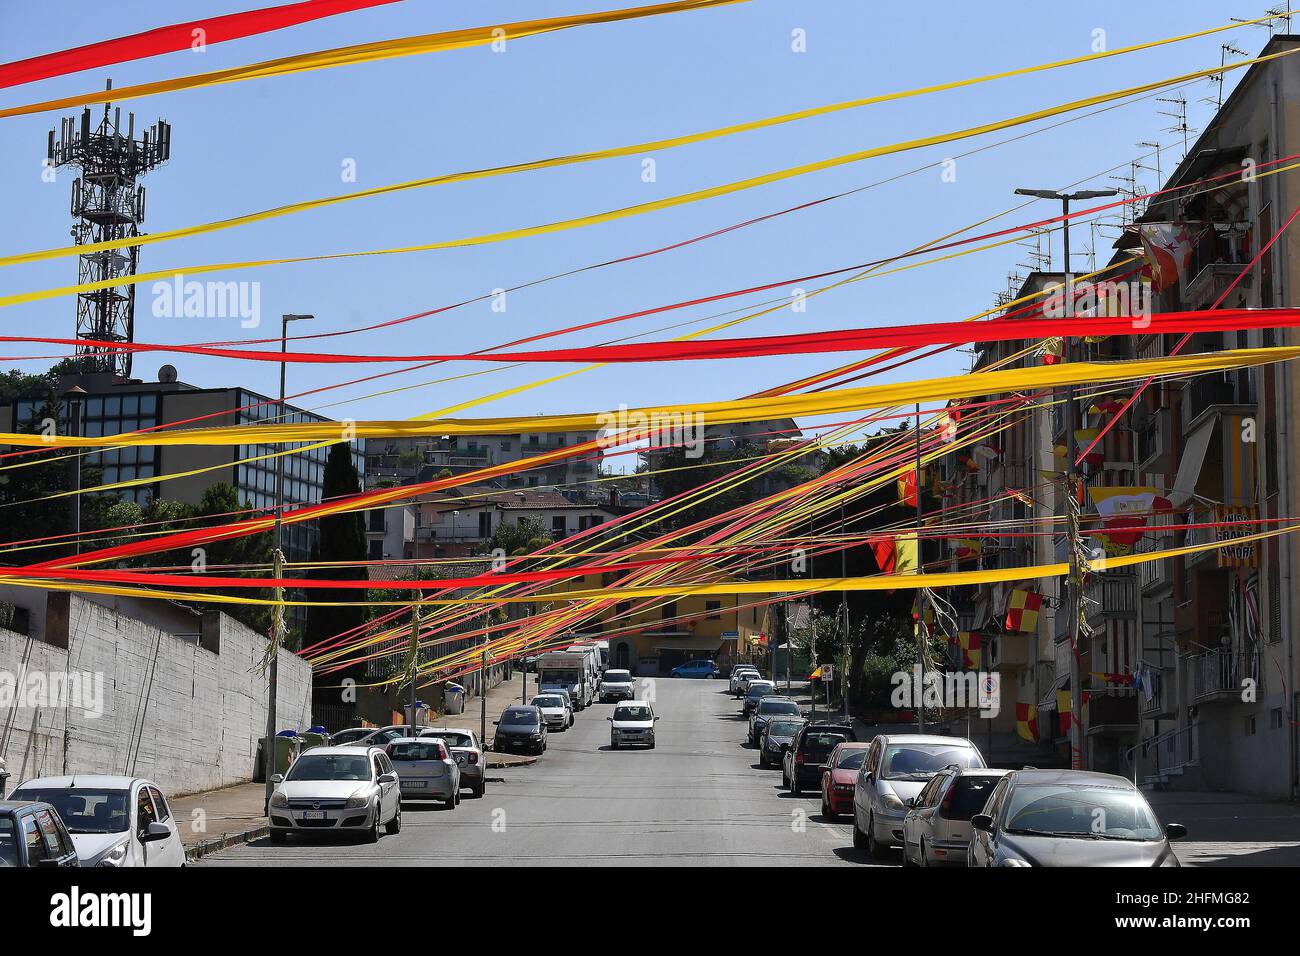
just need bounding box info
[1146,790,1300,866]
[179,671,538,861]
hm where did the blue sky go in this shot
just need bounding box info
[0,0,1280,465]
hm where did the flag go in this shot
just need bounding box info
[953,538,982,563]
[955,454,980,473]
[973,442,1002,463]
[1005,589,1042,633]
[1090,671,1132,685]
[869,534,917,575]
[1040,337,1063,364]
[1091,486,1173,554]
[1055,689,1089,735]
[1006,487,1035,507]
[1054,429,1103,468]
[1015,702,1039,742]
[1139,222,1197,293]
[897,467,920,507]
[937,407,961,443]
[957,632,981,669]
[809,665,823,680]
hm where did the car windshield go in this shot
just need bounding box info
[604,671,632,682]
[758,700,800,716]
[614,705,652,721]
[766,720,804,737]
[1004,785,1162,841]
[881,744,984,780]
[286,754,372,781]
[532,696,563,707]
[835,749,868,770]
[747,684,774,697]
[947,776,1002,820]
[389,742,445,761]
[8,788,130,835]
[501,710,537,726]
[799,733,846,759]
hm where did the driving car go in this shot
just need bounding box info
[902,767,1009,866]
[385,737,461,807]
[742,680,777,716]
[670,659,719,679]
[729,665,760,696]
[267,746,402,844]
[782,725,849,795]
[0,800,81,867]
[598,668,636,703]
[532,693,572,731]
[539,684,576,724]
[748,696,802,747]
[423,727,487,797]
[851,734,986,858]
[820,742,870,818]
[608,701,658,749]
[9,774,185,867]
[967,769,1185,868]
[493,705,547,755]
[759,717,806,768]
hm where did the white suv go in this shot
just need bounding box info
[599,669,636,702]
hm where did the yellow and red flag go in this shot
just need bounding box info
[1015,702,1039,742]
[1004,588,1042,633]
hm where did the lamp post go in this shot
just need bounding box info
[64,387,85,556]
[264,313,312,815]
[1013,188,1118,770]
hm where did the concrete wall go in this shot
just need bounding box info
[0,590,311,798]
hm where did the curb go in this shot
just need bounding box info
[185,824,268,863]
[486,755,538,770]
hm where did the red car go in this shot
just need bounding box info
[821,742,871,818]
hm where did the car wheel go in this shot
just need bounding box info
[852,814,868,851]
[821,796,830,817]
[386,801,402,834]
[866,813,887,859]
[475,780,486,798]
[611,739,619,749]
[365,808,381,843]
[919,838,929,868]
[901,841,914,867]
[760,752,768,768]
[269,829,286,845]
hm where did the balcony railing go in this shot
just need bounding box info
[1085,572,1136,618]
[1139,667,1174,718]
[1189,647,1261,702]
[1137,513,1174,593]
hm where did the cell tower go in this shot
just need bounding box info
[47,81,170,378]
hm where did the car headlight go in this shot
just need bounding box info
[96,841,130,867]
[344,792,370,809]
[997,856,1032,867]
[269,791,289,808]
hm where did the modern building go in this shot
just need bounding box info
[364,430,605,490]
[409,487,622,558]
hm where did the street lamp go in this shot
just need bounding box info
[1012,188,1118,771]
[264,313,312,816]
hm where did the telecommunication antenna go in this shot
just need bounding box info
[1156,94,1196,161]
[1205,44,1250,110]
[1017,227,1051,274]
[47,80,171,378]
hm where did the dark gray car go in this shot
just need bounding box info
[492,705,547,756]
[758,717,806,768]
[968,769,1185,867]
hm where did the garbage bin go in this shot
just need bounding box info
[443,682,466,715]
[256,733,300,781]
[299,731,329,753]
[402,701,429,730]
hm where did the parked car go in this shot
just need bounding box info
[330,727,378,746]
[967,769,1185,868]
[267,746,401,844]
[598,669,636,703]
[422,727,487,797]
[532,693,573,731]
[608,701,658,749]
[10,775,185,867]
[902,767,1009,866]
[749,696,802,746]
[742,680,777,716]
[729,666,760,695]
[759,717,806,768]
[782,725,849,795]
[0,800,80,867]
[539,684,576,721]
[385,738,461,808]
[820,742,870,818]
[493,705,547,755]
[851,734,986,858]
[670,659,719,679]
[353,726,413,748]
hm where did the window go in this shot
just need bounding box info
[478,511,492,538]
[1271,708,1284,730]
[369,540,384,560]
[1245,715,1257,736]
[136,788,157,837]
[551,515,566,537]
[706,600,721,619]
[148,787,171,822]
[23,816,48,863]
[37,809,73,858]
[662,601,678,621]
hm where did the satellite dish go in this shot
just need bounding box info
[158,364,177,383]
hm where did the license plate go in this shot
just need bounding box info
[402,780,427,788]
[300,810,326,820]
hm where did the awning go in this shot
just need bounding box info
[652,637,725,652]
[1169,416,1215,506]
[1038,672,1070,709]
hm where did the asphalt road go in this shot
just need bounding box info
[199,677,886,867]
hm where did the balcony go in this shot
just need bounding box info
[1134,405,1172,472]
[1139,667,1174,719]
[1085,572,1136,619]
[1189,647,1260,703]
[1136,513,1174,595]
[1181,376,1253,436]
[1182,506,1219,572]
[1181,261,1251,312]
[1085,690,1139,736]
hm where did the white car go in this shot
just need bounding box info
[421,727,487,797]
[9,774,185,867]
[598,669,636,703]
[608,701,658,749]
[729,666,760,696]
[532,693,573,731]
[268,746,401,844]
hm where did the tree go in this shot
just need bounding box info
[489,517,552,557]
[303,444,368,663]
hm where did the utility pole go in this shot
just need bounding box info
[1015,189,1118,770]
[264,313,312,816]
[65,387,85,556]
[479,631,489,745]
[839,496,849,721]
[915,404,925,735]
[408,603,420,732]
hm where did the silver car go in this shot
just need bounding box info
[729,666,760,696]
[386,737,461,808]
[967,769,1185,867]
[268,746,402,844]
[902,767,1009,866]
[421,727,487,797]
[608,701,658,749]
[532,693,573,731]
[851,734,986,858]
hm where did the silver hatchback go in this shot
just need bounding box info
[902,767,1008,866]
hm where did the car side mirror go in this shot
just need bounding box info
[904,797,916,808]
[492,721,500,726]
[653,716,660,721]
[377,772,398,785]
[1164,822,1187,840]
[971,813,994,833]
[606,716,613,721]
[140,821,171,843]
[269,774,284,785]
